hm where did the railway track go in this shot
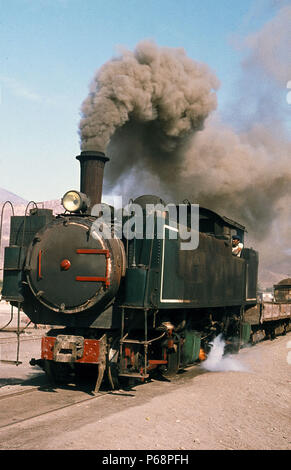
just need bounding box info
[0,358,204,432]
[0,334,44,344]
[0,384,45,401]
[0,332,288,434]
[0,381,109,430]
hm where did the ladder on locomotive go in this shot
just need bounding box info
[118,306,150,379]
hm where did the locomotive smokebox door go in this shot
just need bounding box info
[25,217,117,314]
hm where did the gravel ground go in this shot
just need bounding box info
[46,333,290,451]
[0,328,290,451]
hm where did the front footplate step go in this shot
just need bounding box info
[118,373,149,378]
[120,338,150,345]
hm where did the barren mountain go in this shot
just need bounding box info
[0,188,27,204]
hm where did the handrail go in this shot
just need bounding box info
[20,201,39,248]
[0,200,15,252]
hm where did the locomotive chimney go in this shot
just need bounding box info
[76,150,109,208]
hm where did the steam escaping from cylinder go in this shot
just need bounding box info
[202,335,248,373]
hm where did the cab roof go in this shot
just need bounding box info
[199,206,246,232]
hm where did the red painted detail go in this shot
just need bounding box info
[38,250,42,279]
[75,248,110,287]
[41,337,54,360]
[139,368,145,382]
[81,340,100,364]
[76,249,108,255]
[167,339,174,349]
[131,350,135,366]
[76,276,107,282]
[147,359,168,372]
[41,337,101,364]
[60,259,71,271]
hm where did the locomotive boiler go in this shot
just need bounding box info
[1,150,263,391]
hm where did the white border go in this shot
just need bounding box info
[160,224,189,303]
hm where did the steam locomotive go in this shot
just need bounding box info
[1,151,290,392]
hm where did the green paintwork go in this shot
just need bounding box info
[124,267,147,306]
[240,321,251,344]
[1,246,26,301]
[10,210,53,246]
[181,330,201,365]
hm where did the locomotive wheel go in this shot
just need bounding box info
[43,360,74,385]
[74,363,99,385]
[159,348,180,378]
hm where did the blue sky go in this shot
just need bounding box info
[0,0,285,201]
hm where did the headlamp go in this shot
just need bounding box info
[62,190,90,213]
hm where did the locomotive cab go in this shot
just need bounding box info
[189,205,258,304]
[198,206,245,244]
